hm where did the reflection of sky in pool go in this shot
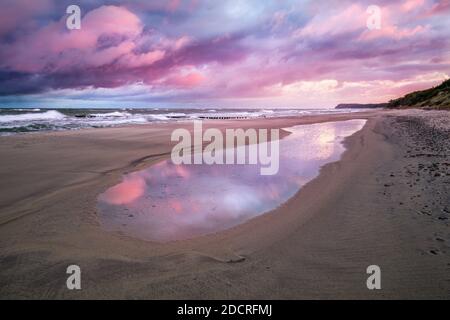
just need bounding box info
[98,120,366,242]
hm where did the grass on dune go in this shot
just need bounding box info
[388,79,450,110]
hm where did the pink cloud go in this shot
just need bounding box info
[0,1,449,107]
[1,6,143,72]
[401,0,426,12]
[167,0,182,12]
[358,3,430,41]
[0,0,53,36]
[164,70,206,88]
[121,50,166,68]
[173,36,192,50]
[360,24,429,41]
[293,4,366,38]
[424,0,450,16]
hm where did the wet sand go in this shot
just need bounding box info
[0,109,449,299]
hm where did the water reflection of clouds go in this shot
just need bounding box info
[98,120,366,241]
[99,175,146,205]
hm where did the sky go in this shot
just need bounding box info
[0,0,449,109]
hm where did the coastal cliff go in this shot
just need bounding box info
[335,103,387,109]
[387,79,450,110]
[336,79,450,110]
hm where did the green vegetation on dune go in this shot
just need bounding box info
[388,79,450,110]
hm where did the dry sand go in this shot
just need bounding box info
[0,109,449,299]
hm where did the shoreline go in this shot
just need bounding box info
[0,108,371,136]
[0,110,381,224]
[0,109,449,299]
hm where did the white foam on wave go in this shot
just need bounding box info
[165,112,187,117]
[89,117,148,126]
[0,108,366,135]
[0,110,66,123]
[12,108,41,112]
[148,114,170,121]
[90,111,132,117]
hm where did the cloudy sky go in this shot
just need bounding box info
[0,0,449,108]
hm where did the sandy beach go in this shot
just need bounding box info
[0,109,449,299]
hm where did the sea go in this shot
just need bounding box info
[0,107,366,135]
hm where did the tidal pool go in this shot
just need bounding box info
[98,119,366,242]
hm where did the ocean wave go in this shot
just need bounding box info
[90,111,132,117]
[89,117,148,125]
[0,108,366,135]
[148,114,170,121]
[165,112,187,117]
[0,110,65,123]
[12,108,41,112]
